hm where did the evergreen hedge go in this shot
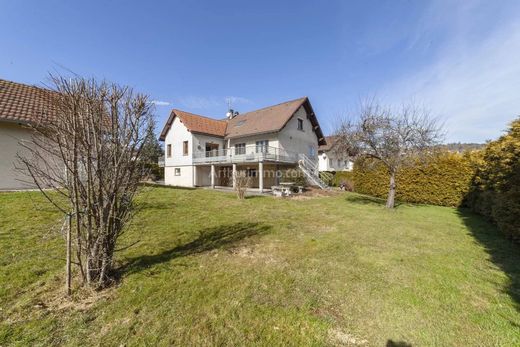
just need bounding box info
[352,152,476,207]
[464,118,520,242]
[347,118,520,242]
[331,171,355,187]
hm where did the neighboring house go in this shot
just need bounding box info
[318,136,354,172]
[0,79,56,190]
[159,97,328,191]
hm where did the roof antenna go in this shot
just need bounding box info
[226,97,234,119]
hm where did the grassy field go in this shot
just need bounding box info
[1,187,519,346]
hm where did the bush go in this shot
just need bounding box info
[331,171,355,187]
[282,168,307,187]
[465,118,520,242]
[352,151,476,207]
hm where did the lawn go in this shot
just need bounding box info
[1,187,519,346]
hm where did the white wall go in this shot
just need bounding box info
[0,122,35,190]
[192,133,226,155]
[228,133,279,153]
[164,165,195,187]
[163,116,193,167]
[163,116,227,187]
[318,151,354,172]
[278,106,319,161]
[163,117,194,186]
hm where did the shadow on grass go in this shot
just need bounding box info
[139,182,197,190]
[386,340,412,347]
[345,193,402,207]
[457,207,520,311]
[118,222,272,277]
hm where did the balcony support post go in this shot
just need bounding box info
[211,164,215,189]
[259,161,264,193]
[232,163,237,189]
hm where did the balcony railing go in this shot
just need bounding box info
[192,145,299,164]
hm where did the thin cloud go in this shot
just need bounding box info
[150,100,171,106]
[380,2,520,143]
[226,96,252,105]
[176,96,252,110]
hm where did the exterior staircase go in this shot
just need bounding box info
[298,154,329,189]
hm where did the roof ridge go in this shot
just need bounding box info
[173,108,227,123]
[237,96,307,116]
[0,78,55,94]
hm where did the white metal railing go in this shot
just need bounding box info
[192,145,299,164]
[298,153,328,189]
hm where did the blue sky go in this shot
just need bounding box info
[1,0,519,142]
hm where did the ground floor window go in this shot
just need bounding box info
[246,168,257,177]
[175,168,181,176]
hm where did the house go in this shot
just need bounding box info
[318,136,354,172]
[158,97,328,191]
[0,79,56,190]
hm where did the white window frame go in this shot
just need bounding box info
[297,118,304,131]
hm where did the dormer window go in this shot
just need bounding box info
[297,118,304,131]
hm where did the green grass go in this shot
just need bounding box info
[1,187,519,346]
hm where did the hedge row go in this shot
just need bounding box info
[351,152,476,207]
[330,171,355,187]
[340,118,520,242]
[464,118,520,242]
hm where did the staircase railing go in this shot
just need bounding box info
[298,154,329,189]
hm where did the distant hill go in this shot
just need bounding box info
[439,143,486,152]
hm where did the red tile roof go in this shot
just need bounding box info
[160,109,227,139]
[159,97,326,145]
[319,136,338,151]
[225,97,307,138]
[0,79,58,125]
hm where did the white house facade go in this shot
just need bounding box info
[159,97,328,191]
[318,136,354,172]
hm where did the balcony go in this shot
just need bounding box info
[192,145,299,165]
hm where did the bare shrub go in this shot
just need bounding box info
[17,75,154,291]
[234,170,251,200]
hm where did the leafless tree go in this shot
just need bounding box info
[234,170,251,200]
[17,75,154,291]
[334,100,444,208]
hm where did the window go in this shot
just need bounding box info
[297,118,304,131]
[174,168,181,176]
[329,158,333,166]
[246,168,257,177]
[337,159,341,167]
[235,143,246,155]
[167,144,172,158]
[308,145,315,157]
[183,141,189,156]
[256,140,269,153]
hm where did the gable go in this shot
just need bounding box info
[159,97,326,145]
[225,97,326,145]
[159,109,227,141]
